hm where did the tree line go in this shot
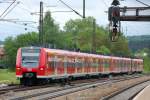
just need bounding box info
[3,11,130,70]
[128,35,150,52]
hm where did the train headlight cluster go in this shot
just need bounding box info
[40,67,44,71]
[16,67,21,71]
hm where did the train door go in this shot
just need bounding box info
[64,56,67,76]
[92,58,98,73]
[76,57,83,74]
[56,55,65,75]
[95,58,99,73]
[84,57,88,73]
[128,60,131,73]
[116,59,119,73]
[120,59,123,73]
[98,58,103,73]
[103,58,110,73]
[113,59,117,73]
[91,58,94,73]
[67,56,75,75]
[86,57,91,73]
[110,58,114,72]
[47,54,55,75]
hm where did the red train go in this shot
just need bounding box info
[16,47,143,85]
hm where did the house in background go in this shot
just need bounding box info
[0,45,4,59]
[0,45,5,68]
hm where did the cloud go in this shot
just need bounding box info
[0,0,150,40]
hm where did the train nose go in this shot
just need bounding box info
[24,73,35,78]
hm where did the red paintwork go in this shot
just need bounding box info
[16,47,144,79]
[16,48,22,76]
[37,48,47,76]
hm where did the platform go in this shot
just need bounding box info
[133,84,150,100]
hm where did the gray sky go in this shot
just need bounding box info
[0,0,150,40]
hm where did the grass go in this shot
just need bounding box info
[0,69,19,84]
[144,57,150,73]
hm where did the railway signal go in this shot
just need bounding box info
[108,0,150,42]
[108,0,121,42]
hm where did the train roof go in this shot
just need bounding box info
[20,47,143,61]
[44,48,133,60]
[132,59,143,61]
[44,48,108,58]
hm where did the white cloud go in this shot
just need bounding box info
[0,0,150,40]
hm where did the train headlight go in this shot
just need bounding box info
[40,68,44,71]
[16,67,21,71]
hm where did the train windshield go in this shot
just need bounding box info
[21,48,40,68]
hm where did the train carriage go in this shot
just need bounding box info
[16,47,143,85]
[132,59,143,73]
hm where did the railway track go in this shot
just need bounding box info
[6,74,144,100]
[102,76,150,100]
[0,83,59,95]
[0,74,139,95]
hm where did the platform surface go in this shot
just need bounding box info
[133,84,150,100]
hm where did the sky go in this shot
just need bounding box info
[0,0,150,41]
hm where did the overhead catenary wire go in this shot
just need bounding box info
[18,2,33,14]
[0,0,16,18]
[31,10,73,15]
[136,0,150,7]
[1,19,38,29]
[0,0,39,30]
[2,1,20,19]
[58,0,83,18]
[0,1,14,3]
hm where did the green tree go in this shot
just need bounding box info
[4,32,38,70]
[4,37,17,70]
[63,17,110,52]
[97,45,111,55]
[110,34,130,56]
[43,11,61,48]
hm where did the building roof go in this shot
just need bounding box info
[0,46,4,55]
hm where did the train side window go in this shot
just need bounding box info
[48,55,56,68]
[84,59,88,67]
[81,58,85,67]
[88,58,91,67]
[72,58,75,67]
[95,59,99,67]
[98,59,101,66]
[103,59,105,67]
[78,58,81,67]
[63,56,67,67]
[75,58,78,67]
[104,59,109,68]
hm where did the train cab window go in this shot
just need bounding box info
[21,48,40,68]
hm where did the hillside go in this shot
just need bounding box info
[127,35,150,52]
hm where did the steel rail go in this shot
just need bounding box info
[10,74,144,100]
[102,78,150,100]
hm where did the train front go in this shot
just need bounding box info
[16,47,44,85]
